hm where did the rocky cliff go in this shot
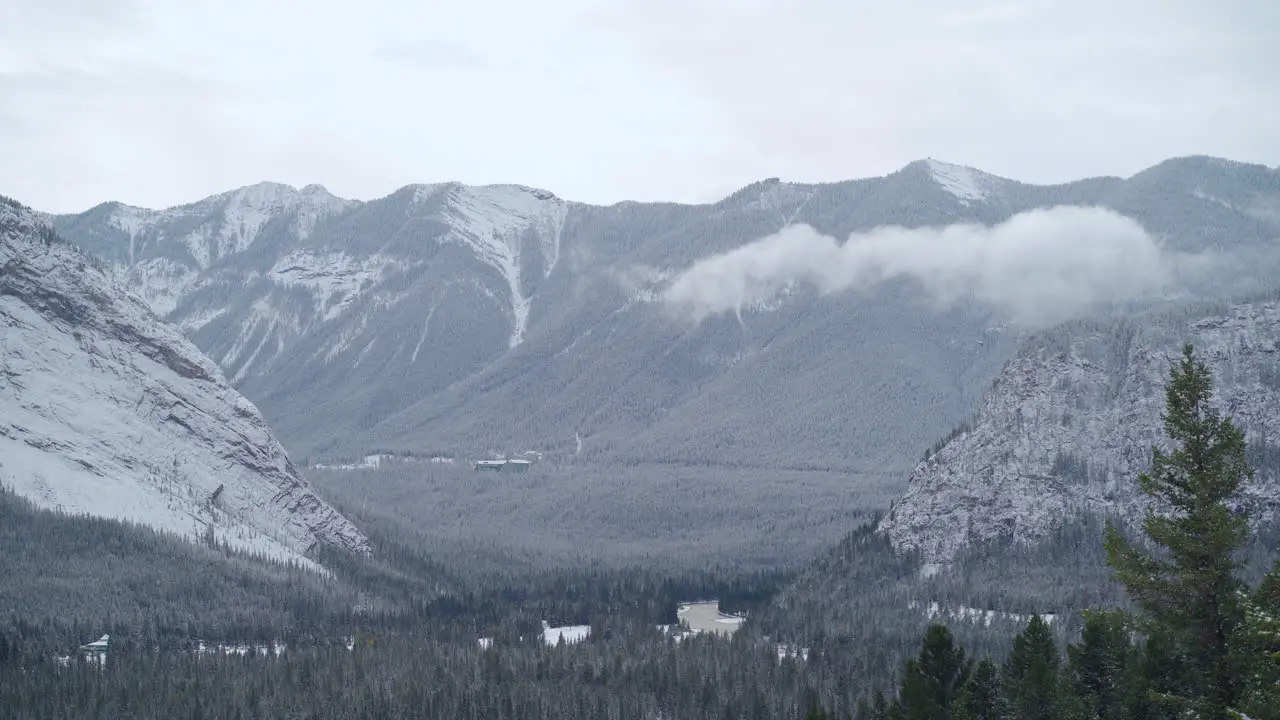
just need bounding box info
[880,297,1280,567]
[0,196,369,568]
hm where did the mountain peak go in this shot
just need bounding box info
[902,158,1009,204]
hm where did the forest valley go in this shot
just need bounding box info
[1,345,1278,720]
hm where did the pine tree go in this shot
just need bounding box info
[895,624,970,720]
[1104,344,1254,720]
[949,659,1001,720]
[1063,610,1130,720]
[1232,560,1280,719]
[1003,615,1060,720]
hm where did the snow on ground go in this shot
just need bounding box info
[776,644,810,662]
[0,203,369,569]
[543,622,591,646]
[908,601,1057,627]
[195,641,287,657]
[437,184,567,348]
[119,258,200,317]
[925,159,990,204]
[268,250,401,323]
[176,307,228,333]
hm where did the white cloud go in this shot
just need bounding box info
[661,206,1210,328]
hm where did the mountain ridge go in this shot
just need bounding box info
[0,195,370,567]
[49,155,1280,480]
[60,153,1275,215]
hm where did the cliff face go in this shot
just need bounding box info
[879,299,1280,567]
[0,197,369,567]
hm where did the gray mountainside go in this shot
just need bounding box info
[0,196,368,565]
[880,297,1280,567]
[52,156,1280,479]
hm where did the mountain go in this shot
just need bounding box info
[879,295,1280,569]
[50,156,1280,481]
[0,195,369,567]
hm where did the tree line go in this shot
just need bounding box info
[0,345,1275,719]
[841,345,1280,720]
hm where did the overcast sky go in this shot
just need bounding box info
[1,0,1276,213]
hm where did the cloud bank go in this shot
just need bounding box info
[661,206,1207,328]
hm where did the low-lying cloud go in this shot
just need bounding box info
[661,206,1207,328]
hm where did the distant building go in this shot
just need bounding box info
[475,460,507,472]
[506,458,533,472]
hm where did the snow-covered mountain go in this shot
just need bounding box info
[879,297,1280,568]
[51,156,1280,480]
[0,196,369,568]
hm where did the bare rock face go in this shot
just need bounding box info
[0,196,369,567]
[879,299,1280,568]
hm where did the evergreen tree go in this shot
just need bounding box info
[895,624,970,720]
[1104,344,1255,720]
[1003,615,1060,720]
[1232,560,1280,719]
[949,659,1001,720]
[1063,610,1130,720]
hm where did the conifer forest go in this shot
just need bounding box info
[1,345,1277,719]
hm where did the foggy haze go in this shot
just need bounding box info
[661,206,1210,328]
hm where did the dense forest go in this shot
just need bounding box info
[2,345,1277,718]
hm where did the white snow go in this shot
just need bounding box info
[542,622,591,646]
[776,644,810,662]
[436,184,567,347]
[881,301,1280,564]
[177,307,228,333]
[108,205,158,268]
[410,304,437,364]
[0,202,369,568]
[220,298,288,382]
[195,641,287,657]
[925,159,990,204]
[907,601,1056,628]
[268,250,399,323]
[1192,188,1237,210]
[119,257,201,317]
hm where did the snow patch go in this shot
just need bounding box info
[120,257,201,317]
[435,184,567,347]
[908,601,1057,628]
[411,305,437,364]
[542,622,591,646]
[269,251,399,322]
[925,159,990,204]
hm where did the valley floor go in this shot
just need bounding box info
[306,460,900,569]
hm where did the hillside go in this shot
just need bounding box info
[879,296,1280,569]
[50,156,1280,480]
[0,196,368,567]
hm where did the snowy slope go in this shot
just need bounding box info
[0,196,369,568]
[879,299,1280,566]
[51,156,1280,478]
[924,159,1005,204]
